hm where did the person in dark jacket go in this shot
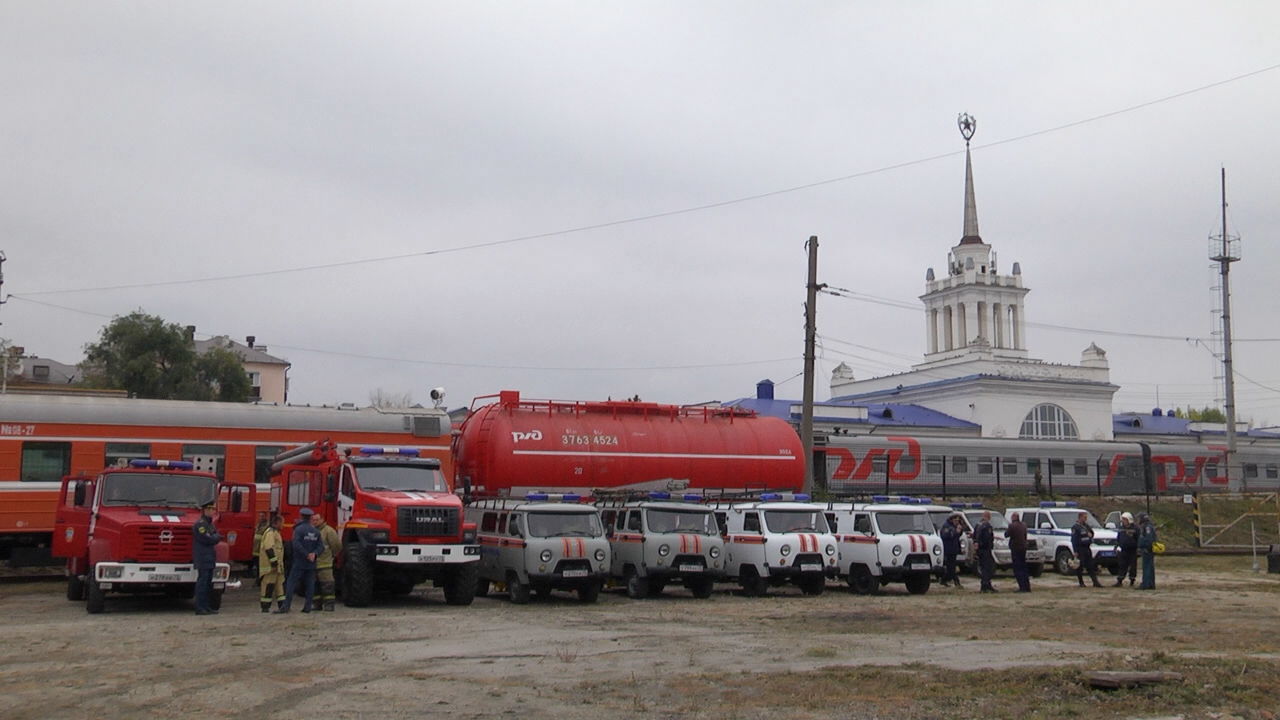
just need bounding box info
[192,501,222,616]
[938,514,964,588]
[1137,512,1158,590]
[277,508,324,613]
[1005,512,1031,593]
[1072,511,1103,588]
[973,511,996,593]
[1114,512,1139,587]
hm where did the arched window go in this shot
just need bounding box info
[1019,404,1079,440]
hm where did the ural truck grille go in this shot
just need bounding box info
[396,507,459,538]
[134,526,194,562]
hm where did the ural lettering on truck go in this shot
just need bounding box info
[269,440,480,607]
[52,459,255,614]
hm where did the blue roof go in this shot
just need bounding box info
[1113,412,1280,439]
[726,397,979,429]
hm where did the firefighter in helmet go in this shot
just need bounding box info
[312,511,342,612]
[258,514,286,612]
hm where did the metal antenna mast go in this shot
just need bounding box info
[1209,169,1241,490]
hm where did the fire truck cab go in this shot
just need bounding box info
[709,493,838,597]
[270,441,480,607]
[598,492,726,599]
[52,459,256,614]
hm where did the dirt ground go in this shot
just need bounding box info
[1,557,1277,720]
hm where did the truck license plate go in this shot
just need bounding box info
[679,565,701,573]
[149,573,182,582]
[800,564,821,573]
[562,569,589,578]
[416,555,444,563]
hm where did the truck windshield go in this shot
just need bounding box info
[355,464,447,493]
[645,509,718,535]
[964,511,1008,530]
[99,473,216,508]
[526,512,602,538]
[763,510,829,534]
[875,512,935,535]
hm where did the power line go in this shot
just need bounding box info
[18,60,1280,298]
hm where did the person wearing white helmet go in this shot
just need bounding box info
[1114,511,1139,587]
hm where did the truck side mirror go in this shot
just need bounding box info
[73,482,87,508]
[323,492,336,503]
[1040,522,1052,530]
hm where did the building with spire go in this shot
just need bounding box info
[828,114,1119,441]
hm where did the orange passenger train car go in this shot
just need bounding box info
[0,394,454,566]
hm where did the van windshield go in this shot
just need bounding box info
[99,472,216,508]
[875,512,935,535]
[763,510,829,534]
[646,509,718,535]
[355,464,447,493]
[527,512,603,538]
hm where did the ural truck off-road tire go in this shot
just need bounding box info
[86,576,105,614]
[577,581,602,603]
[66,574,85,602]
[688,577,715,599]
[797,575,826,596]
[739,566,769,598]
[625,570,649,600]
[475,578,490,598]
[507,571,530,605]
[904,573,931,595]
[849,565,880,596]
[342,543,375,608]
[1055,549,1076,576]
[442,563,478,606]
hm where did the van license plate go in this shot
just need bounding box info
[679,565,701,573]
[562,569,588,578]
[800,564,822,573]
[149,573,182,582]
[417,555,444,563]
[910,564,931,571]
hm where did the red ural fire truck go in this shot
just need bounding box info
[52,459,256,614]
[269,440,480,607]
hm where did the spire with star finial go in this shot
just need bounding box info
[958,112,982,245]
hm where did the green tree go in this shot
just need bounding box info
[81,311,251,402]
[1172,406,1228,423]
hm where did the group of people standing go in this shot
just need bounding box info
[251,508,342,613]
[936,508,1158,593]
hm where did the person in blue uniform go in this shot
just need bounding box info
[938,513,963,588]
[1137,512,1158,590]
[973,511,996,593]
[1114,512,1139,587]
[277,507,323,613]
[192,500,222,616]
[1072,511,1103,588]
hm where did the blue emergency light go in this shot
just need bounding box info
[759,493,782,501]
[129,459,195,470]
[950,502,983,509]
[526,493,549,501]
[682,494,704,502]
[648,491,672,500]
[871,495,889,503]
[792,494,811,502]
[1039,500,1079,508]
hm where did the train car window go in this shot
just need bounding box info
[481,512,498,533]
[20,441,71,482]
[853,514,872,533]
[925,456,944,474]
[105,443,150,469]
[182,444,226,480]
[1049,459,1065,475]
[951,457,968,474]
[1002,459,1018,476]
[897,455,916,474]
[977,457,994,474]
[1026,459,1041,476]
[743,512,761,533]
[1267,465,1278,479]
[1205,462,1219,480]
[1244,463,1259,479]
[872,456,888,475]
[255,446,286,484]
[1073,460,1089,476]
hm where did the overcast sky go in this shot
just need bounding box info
[2,3,1278,422]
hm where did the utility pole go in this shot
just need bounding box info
[801,236,824,496]
[1209,169,1241,491]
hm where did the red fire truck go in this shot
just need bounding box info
[52,459,256,613]
[269,440,480,607]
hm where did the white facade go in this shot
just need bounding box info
[830,123,1118,440]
